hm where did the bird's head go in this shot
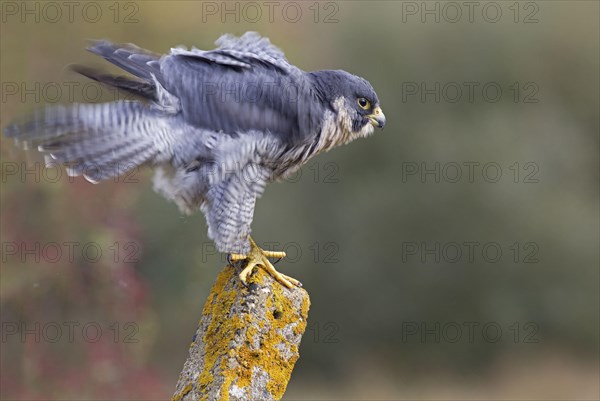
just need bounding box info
[310,70,386,142]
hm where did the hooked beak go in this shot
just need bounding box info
[367,106,386,128]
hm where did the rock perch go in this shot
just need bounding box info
[172,265,310,401]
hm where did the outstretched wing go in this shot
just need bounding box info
[161,32,324,147]
[67,32,323,148]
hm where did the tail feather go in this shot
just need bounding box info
[5,101,176,183]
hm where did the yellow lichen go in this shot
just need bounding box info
[243,269,308,399]
[171,382,192,401]
[194,266,309,401]
[197,267,242,400]
[301,295,310,320]
[202,267,234,316]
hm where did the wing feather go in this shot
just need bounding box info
[170,32,289,70]
[161,32,324,146]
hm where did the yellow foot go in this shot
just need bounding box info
[229,237,301,289]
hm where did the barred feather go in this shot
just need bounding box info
[4,32,382,255]
[5,101,179,183]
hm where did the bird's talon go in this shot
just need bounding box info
[229,253,247,262]
[235,237,301,289]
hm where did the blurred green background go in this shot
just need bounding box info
[1,1,598,400]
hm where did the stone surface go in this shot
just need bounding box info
[172,265,310,401]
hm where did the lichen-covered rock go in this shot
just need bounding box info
[172,266,310,401]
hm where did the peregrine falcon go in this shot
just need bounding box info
[5,32,386,288]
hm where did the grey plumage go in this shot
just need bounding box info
[5,32,385,254]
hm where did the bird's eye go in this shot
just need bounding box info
[357,97,370,110]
